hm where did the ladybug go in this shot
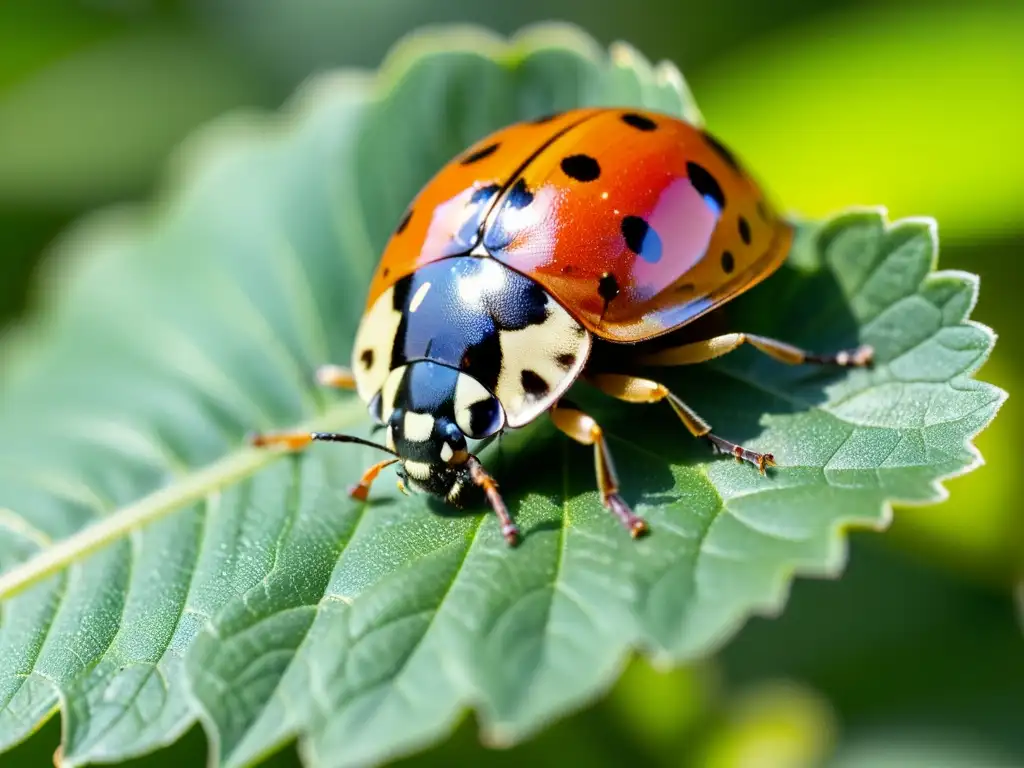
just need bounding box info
[251,107,872,545]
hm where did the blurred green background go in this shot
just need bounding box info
[2,1,1021,766]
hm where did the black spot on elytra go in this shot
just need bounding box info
[621,216,662,263]
[621,112,657,131]
[506,178,534,209]
[738,216,751,245]
[482,179,540,251]
[687,161,726,214]
[560,154,601,182]
[470,183,501,204]
[360,349,374,369]
[396,209,412,235]
[520,369,550,398]
[702,131,741,171]
[721,251,735,273]
[598,272,620,304]
[556,352,577,369]
[382,267,390,278]
[461,142,499,165]
[621,216,648,254]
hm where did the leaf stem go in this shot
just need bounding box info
[0,400,366,603]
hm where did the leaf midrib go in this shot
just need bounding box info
[0,398,368,603]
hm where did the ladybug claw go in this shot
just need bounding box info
[822,343,875,368]
[851,344,875,367]
[501,522,521,547]
[605,493,649,538]
[707,434,775,474]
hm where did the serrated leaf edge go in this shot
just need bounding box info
[693,207,1007,637]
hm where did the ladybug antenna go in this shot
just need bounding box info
[248,430,398,458]
[309,432,399,457]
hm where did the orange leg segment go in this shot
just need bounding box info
[587,373,775,473]
[637,333,873,369]
[350,458,400,501]
[467,456,520,546]
[549,403,648,538]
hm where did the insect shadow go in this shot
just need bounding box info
[431,256,869,538]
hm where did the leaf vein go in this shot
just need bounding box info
[0,572,67,718]
[67,497,208,759]
[322,522,483,734]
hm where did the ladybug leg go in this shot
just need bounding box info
[349,457,401,501]
[315,364,357,389]
[587,374,775,474]
[467,456,521,546]
[549,402,649,538]
[637,333,873,369]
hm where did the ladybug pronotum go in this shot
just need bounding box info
[251,107,873,546]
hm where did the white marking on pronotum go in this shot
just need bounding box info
[350,286,403,402]
[495,293,591,427]
[439,443,454,463]
[454,372,502,436]
[409,281,432,313]
[403,412,434,442]
[380,366,405,422]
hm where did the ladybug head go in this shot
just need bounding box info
[371,361,506,503]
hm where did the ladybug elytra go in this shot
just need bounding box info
[251,107,873,545]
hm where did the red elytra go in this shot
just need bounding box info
[364,107,793,342]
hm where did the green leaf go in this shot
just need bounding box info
[0,22,1002,768]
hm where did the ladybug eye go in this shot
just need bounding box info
[367,392,383,424]
[454,374,505,439]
